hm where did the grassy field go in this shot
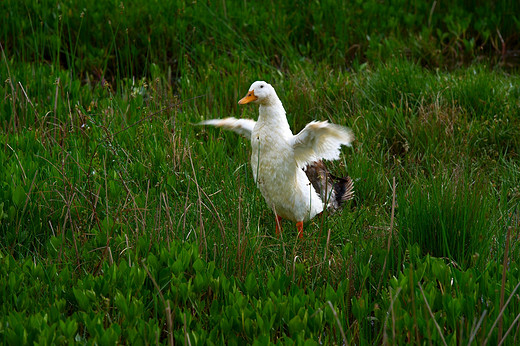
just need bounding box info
[1,0,520,344]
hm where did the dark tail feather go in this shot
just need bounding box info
[333,175,354,207]
[303,161,354,212]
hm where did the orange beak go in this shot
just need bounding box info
[238,90,258,104]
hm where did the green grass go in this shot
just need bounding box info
[397,170,497,268]
[1,0,520,344]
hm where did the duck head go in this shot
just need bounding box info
[238,81,278,106]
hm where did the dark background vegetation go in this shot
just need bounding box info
[3,0,520,82]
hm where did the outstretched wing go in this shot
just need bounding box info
[198,117,256,139]
[290,121,354,167]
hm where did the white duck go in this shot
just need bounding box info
[199,81,354,238]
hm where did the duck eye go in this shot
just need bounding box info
[260,85,264,88]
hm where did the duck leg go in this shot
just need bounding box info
[296,222,304,239]
[275,215,283,236]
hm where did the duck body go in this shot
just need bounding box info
[251,98,323,222]
[199,81,354,237]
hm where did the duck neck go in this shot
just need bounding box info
[258,97,291,133]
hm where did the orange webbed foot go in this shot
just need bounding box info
[275,215,283,237]
[296,221,303,239]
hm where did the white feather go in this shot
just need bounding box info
[198,118,256,139]
[290,121,354,168]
